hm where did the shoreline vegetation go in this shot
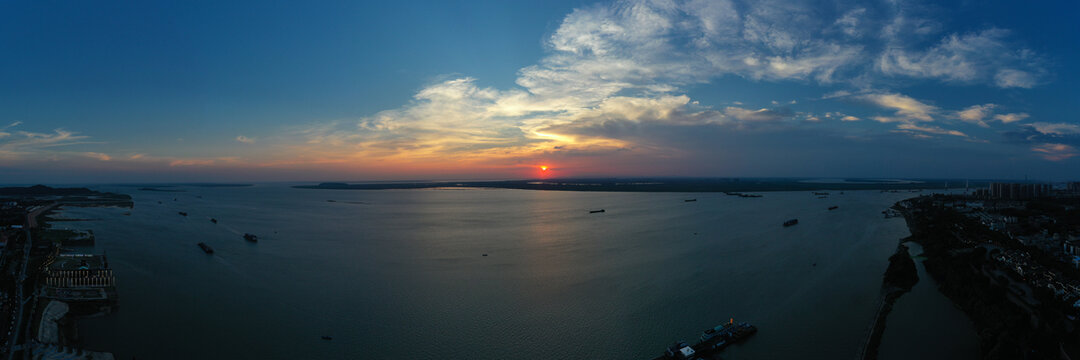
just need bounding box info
[295,178,978,192]
[897,195,1080,359]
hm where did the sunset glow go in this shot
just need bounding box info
[0,1,1076,183]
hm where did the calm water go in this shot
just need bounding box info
[878,242,979,360]
[50,185,975,359]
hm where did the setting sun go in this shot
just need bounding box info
[540,166,548,171]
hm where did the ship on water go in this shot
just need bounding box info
[654,319,757,360]
[783,219,798,227]
[243,233,258,242]
[828,206,839,210]
[197,242,214,254]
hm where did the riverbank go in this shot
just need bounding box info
[859,242,919,360]
[897,195,1080,359]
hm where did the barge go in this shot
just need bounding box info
[653,319,757,360]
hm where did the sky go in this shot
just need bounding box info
[1,0,1079,183]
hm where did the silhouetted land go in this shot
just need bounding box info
[861,243,919,360]
[900,195,1080,359]
[296,178,981,192]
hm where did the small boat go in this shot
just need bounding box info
[178,212,188,216]
[828,206,839,210]
[684,199,697,202]
[326,200,337,202]
[482,253,488,257]
[589,209,605,214]
[197,242,214,254]
[783,219,798,227]
[243,233,258,242]
[321,336,333,340]
[210,218,218,224]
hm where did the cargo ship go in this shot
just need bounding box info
[589,209,605,214]
[828,206,839,210]
[197,242,214,254]
[654,319,757,360]
[243,233,258,242]
[783,219,798,226]
[178,211,188,216]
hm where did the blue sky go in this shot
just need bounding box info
[1,0,1078,183]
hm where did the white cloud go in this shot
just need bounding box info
[896,123,966,137]
[993,113,1029,123]
[834,8,866,37]
[956,104,996,127]
[877,29,1043,88]
[236,135,256,144]
[277,0,1047,169]
[995,69,1036,88]
[1030,122,1080,136]
[858,93,936,122]
[722,107,790,122]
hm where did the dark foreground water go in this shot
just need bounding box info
[52,185,976,359]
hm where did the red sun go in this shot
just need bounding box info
[540,166,549,171]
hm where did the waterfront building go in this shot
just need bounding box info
[40,253,117,301]
[986,182,1051,200]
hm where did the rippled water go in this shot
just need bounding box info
[50,185,974,359]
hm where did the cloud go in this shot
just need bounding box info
[956,104,996,127]
[722,107,792,122]
[896,123,966,137]
[0,128,91,160]
[1030,122,1080,136]
[834,8,867,37]
[877,29,1044,88]
[1031,143,1077,161]
[1001,122,1080,151]
[992,113,1029,123]
[84,152,111,161]
[995,69,1037,88]
[25,0,1038,179]
[858,93,936,122]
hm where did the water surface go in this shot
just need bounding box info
[51,185,972,359]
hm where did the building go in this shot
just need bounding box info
[986,182,1051,200]
[40,253,117,301]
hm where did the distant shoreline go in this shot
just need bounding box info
[294,178,979,193]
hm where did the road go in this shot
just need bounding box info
[5,204,54,360]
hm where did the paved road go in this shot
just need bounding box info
[6,204,54,360]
